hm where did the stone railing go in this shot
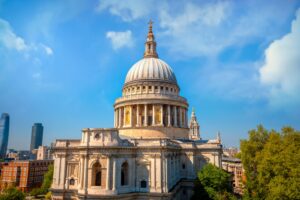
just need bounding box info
[54,139,81,148]
[115,93,187,104]
[131,138,180,148]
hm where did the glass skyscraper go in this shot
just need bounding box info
[0,113,10,158]
[30,123,43,151]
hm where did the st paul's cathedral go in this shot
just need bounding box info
[51,21,223,200]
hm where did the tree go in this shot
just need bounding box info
[241,125,300,200]
[195,163,236,200]
[0,187,25,200]
[41,164,54,193]
[240,125,269,199]
[30,164,54,197]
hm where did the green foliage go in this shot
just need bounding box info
[241,125,300,200]
[30,188,43,197]
[41,164,54,192]
[45,191,52,199]
[0,187,25,200]
[30,164,54,197]
[195,163,237,200]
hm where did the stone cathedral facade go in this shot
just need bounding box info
[51,22,222,200]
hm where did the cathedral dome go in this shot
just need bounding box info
[125,57,177,85]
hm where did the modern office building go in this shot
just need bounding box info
[0,113,10,158]
[30,123,43,151]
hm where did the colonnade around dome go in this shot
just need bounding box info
[114,104,188,129]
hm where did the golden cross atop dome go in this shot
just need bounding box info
[144,20,158,58]
[148,19,153,32]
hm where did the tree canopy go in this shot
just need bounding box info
[0,187,25,200]
[194,163,236,200]
[240,125,300,200]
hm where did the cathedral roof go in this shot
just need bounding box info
[124,20,178,86]
[125,57,177,85]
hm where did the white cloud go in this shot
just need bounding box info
[106,30,133,50]
[0,18,28,51]
[96,0,154,22]
[259,9,300,108]
[158,1,231,57]
[96,1,298,58]
[0,18,53,56]
[41,44,53,55]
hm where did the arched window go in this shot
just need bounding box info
[121,162,129,186]
[95,171,101,186]
[92,162,102,186]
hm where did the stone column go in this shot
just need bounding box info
[80,155,84,189]
[152,104,156,126]
[174,106,177,127]
[112,158,117,192]
[150,158,155,190]
[83,155,88,194]
[154,156,157,189]
[136,105,140,127]
[57,155,62,186]
[115,109,118,128]
[60,155,67,189]
[185,108,188,128]
[160,105,163,126]
[144,104,148,126]
[179,107,182,128]
[118,108,122,128]
[130,105,133,127]
[106,156,111,190]
[167,105,171,126]
[165,157,169,192]
[123,107,126,127]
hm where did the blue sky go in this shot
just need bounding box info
[1,0,300,150]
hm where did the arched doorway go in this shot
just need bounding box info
[92,162,102,186]
[121,162,129,186]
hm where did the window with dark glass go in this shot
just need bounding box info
[69,178,75,185]
[121,162,129,186]
[141,180,147,188]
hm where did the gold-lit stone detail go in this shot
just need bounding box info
[154,105,161,124]
[124,106,131,126]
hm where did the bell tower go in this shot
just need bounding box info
[189,108,200,140]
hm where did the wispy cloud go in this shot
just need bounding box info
[0,18,27,51]
[96,0,155,22]
[0,18,53,57]
[259,8,300,109]
[106,30,133,50]
[96,0,298,58]
[41,44,53,55]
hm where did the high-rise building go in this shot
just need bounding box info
[0,113,10,158]
[30,123,43,151]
